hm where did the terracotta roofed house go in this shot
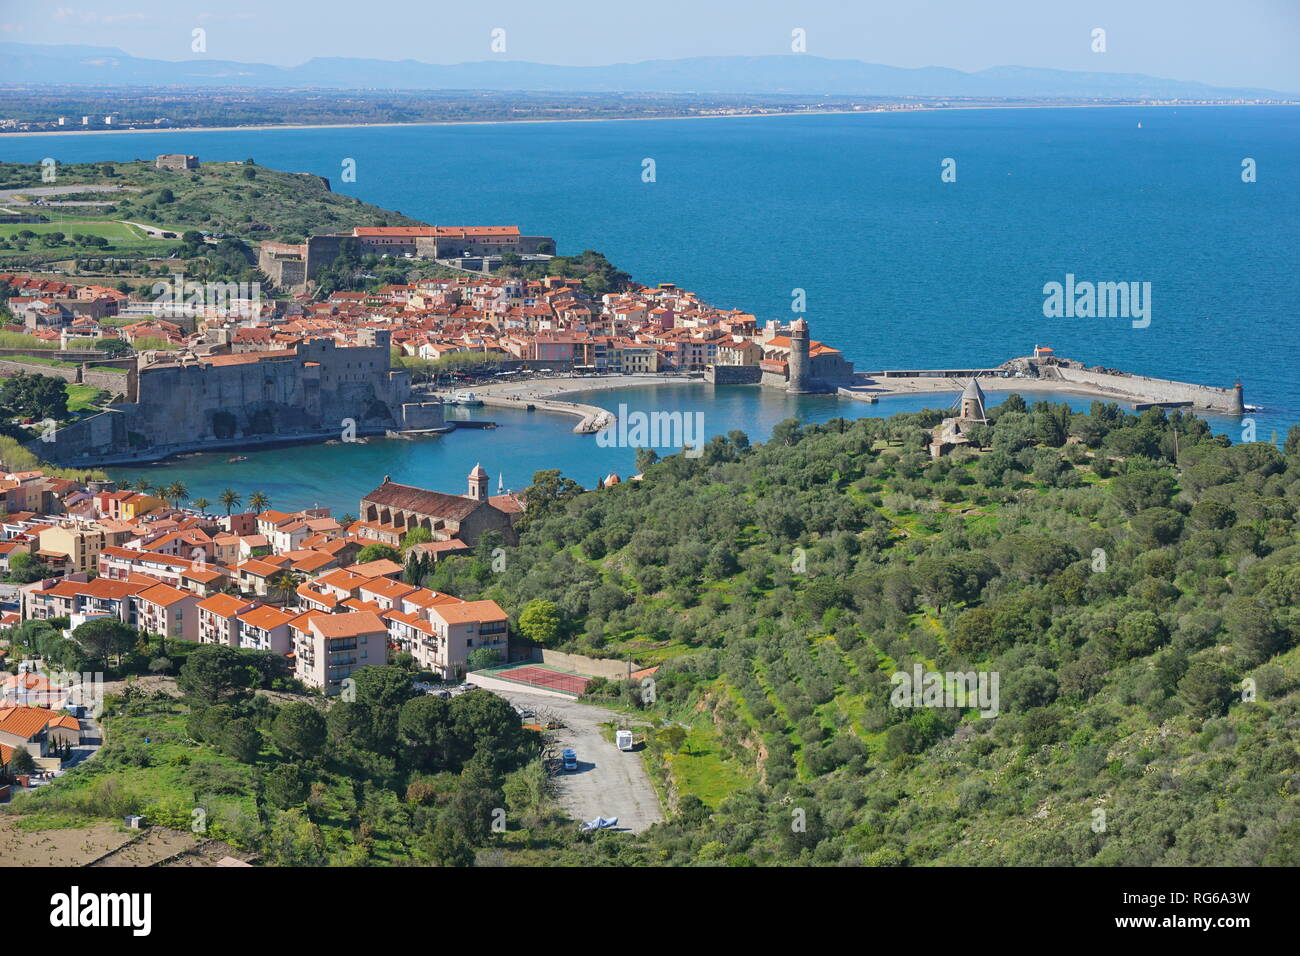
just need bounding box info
[295,610,388,695]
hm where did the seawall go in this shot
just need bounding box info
[1041,364,1243,414]
[851,355,1245,415]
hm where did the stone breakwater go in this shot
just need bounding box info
[847,355,1245,415]
[477,392,611,433]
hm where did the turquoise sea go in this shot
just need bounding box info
[1,106,1296,512]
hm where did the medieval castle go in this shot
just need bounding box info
[32,328,443,466]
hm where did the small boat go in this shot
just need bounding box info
[453,391,484,407]
[227,455,249,463]
[1137,121,1142,128]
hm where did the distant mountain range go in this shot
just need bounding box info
[1,43,1293,99]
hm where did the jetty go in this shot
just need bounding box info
[845,352,1245,415]
[476,392,610,433]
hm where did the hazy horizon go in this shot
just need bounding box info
[2,1,1297,91]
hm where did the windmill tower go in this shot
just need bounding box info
[957,377,988,423]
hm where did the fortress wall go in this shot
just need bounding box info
[1048,365,1242,413]
[0,358,78,382]
[0,348,110,361]
[33,339,416,464]
[706,364,761,385]
[28,408,134,464]
[401,403,444,431]
[82,367,134,395]
[304,235,345,279]
[257,242,309,293]
[127,341,411,446]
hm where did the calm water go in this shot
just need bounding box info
[2,107,1295,509]
[100,386,1247,514]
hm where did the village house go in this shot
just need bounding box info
[134,582,199,642]
[293,610,388,696]
[197,593,258,648]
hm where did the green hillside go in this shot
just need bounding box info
[425,398,1300,866]
[0,158,425,268]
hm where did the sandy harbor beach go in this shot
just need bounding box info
[437,373,700,432]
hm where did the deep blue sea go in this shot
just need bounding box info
[2,106,1296,511]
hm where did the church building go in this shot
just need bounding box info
[356,465,524,548]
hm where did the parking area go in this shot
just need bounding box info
[472,680,663,833]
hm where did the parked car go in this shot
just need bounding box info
[561,748,577,771]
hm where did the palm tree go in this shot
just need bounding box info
[191,497,210,513]
[163,481,188,508]
[248,490,270,513]
[218,488,242,515]
[267,569,301,605]
[132,477,152,494]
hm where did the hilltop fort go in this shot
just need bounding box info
[259,225,555,294]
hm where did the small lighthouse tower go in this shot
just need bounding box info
[787,318,812,394]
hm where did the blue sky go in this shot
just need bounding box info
[4,1,1298,90]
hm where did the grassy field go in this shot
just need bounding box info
[65,383,108,412]
[0,217,179,263]
[0,219,150,241]
[659,719,754,809]
[9,698,261,845]
[0,355,78,368]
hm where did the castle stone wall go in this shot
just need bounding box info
[33,338,425,465]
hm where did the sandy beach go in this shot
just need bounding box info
[3,101,1274,140]
[439,373,698,432]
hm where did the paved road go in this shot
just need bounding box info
[0,184,142,206]
[471,680,663,833]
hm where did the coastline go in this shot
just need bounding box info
[6,101,1293,139]
[457,362,1245,426]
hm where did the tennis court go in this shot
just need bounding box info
[483,663,592,696]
